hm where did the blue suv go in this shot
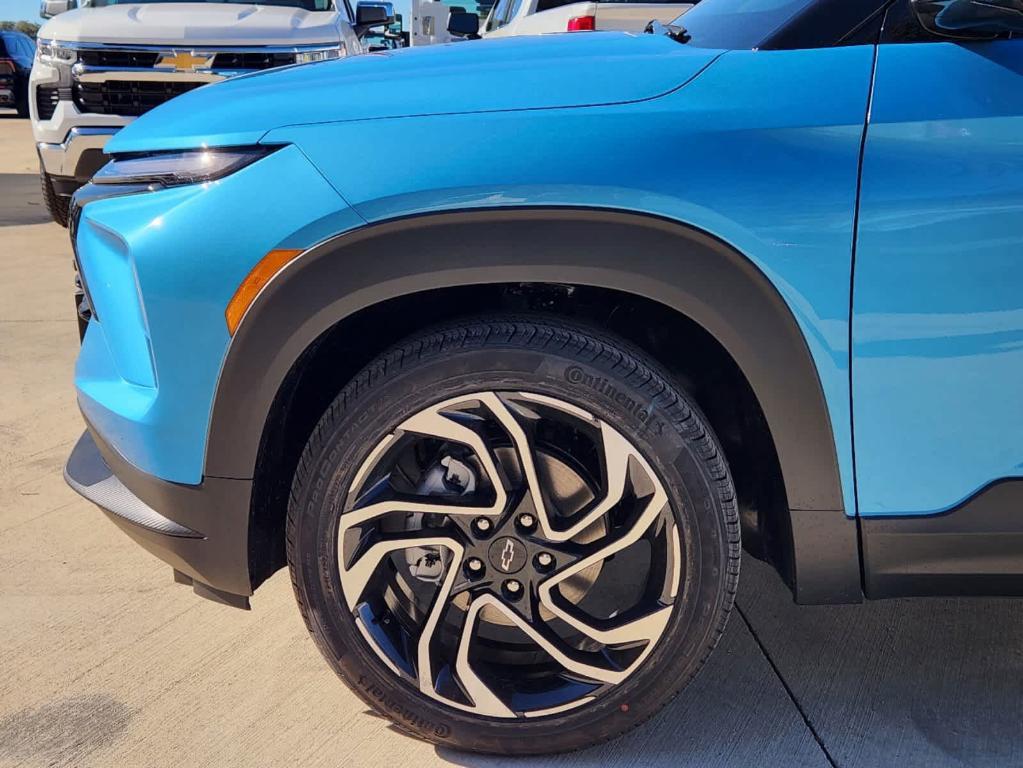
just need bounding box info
[64,0,1023,753]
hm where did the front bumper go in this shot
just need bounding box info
[71,144,350,485]
[64,426,254,606]
[38,126,117,181]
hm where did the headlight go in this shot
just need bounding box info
[36,40,77,66]
[92,147,272,187]
[295,44,345,64]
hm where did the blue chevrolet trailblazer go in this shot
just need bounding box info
[63,0,1023,753]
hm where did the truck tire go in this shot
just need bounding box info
[287,317,740,754]
[40,167,70,228]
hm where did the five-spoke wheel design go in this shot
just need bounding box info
[337,391,683,719]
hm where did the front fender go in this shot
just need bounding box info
[263,44,875,522]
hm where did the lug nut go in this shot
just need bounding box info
[466,557,485,577]
[473,517,493,536]
[503,579,523,599]
[517,513,536,530]
[535,552,554,571]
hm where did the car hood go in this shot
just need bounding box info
[39,3,342,47]
[107,32,723,153]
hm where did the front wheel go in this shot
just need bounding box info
[287,317,740,754]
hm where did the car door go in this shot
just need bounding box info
[853,10,1023,522]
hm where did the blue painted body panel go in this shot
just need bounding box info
[268,45,874,516]
[76,145,355,483]
[83,41,873,510]
[78,27,1023,525]
[853,41,1023,516]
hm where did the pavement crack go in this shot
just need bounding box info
[735,602,840,768]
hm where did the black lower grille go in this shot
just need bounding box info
[73,80,204,117]
[36,86,60,120]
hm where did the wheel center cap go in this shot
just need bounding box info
[488,536,527,574]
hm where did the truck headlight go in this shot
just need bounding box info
[295,44,345,63]
[92,147,273,187]
[36,40,77,67]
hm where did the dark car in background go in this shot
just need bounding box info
[0,31,35,117]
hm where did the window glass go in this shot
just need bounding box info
[19,35,36,59]
[535,0,573,12]
[673,0,816,49]
[485,0,514,30]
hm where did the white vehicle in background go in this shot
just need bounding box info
[30,0,391,226]
[416,0,691,46]
[480,0,692,36]
[410,1,458,45]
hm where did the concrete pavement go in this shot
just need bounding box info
[1,112,1021,768]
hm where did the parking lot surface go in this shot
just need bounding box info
[1,113,1022,768]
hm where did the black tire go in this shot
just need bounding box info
[287,317,740,754]
[16,95,29,118]
[40,167,70,227]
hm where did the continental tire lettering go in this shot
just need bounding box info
[357,675,452,738]
[564,366,665,435]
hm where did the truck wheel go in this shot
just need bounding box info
[40,167,70,227]
[287,317,740,754]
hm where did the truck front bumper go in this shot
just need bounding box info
[38,126,117,184]
[64,426,255,607]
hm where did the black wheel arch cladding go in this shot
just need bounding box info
[210,208,858,603]
[209,208,844,515]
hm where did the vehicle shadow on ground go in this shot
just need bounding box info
[0,173,53,226]
[438,557,1023,768]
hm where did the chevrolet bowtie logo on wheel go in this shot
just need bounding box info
[156,52,215,73]
[500,540,516,572]
[489,536,526,574]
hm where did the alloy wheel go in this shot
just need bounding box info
[336,390,683,719]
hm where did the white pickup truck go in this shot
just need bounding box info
[30,0,390,225]
[480,0,693,37]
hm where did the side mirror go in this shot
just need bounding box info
[911,0,1023,37]
[447,11,480,38]
[355,2,393,34]
[40,0,72,18]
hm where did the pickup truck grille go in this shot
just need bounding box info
[212,51,296,69]
[73,80,204,117]
[76,48,296,71]
[78,50,161,68]
[67,46,312,116]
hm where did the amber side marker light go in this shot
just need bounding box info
[225,248,303,335]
